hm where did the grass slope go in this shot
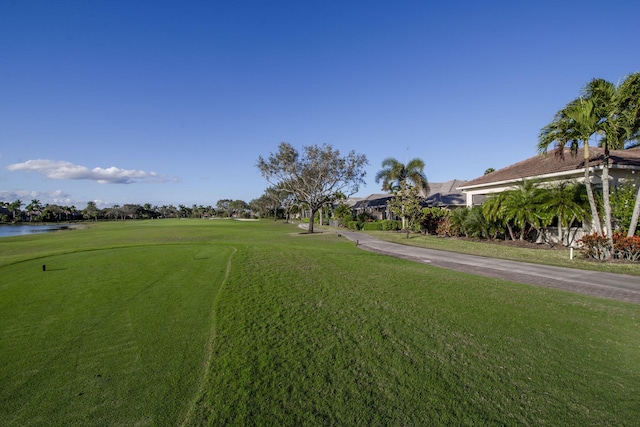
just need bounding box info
[1,220,639,425]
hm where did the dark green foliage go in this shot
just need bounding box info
[610,181,638,233]
[362,221,383,230]
[380,219,401,230]
[356,212,374,222]
[347,220,360,230]
[420,207,449,234]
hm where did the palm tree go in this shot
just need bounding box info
[614,73,640,235]
[539,97,603,236]
[83,201,99,221]
[8,199,23,222]
[500,180,548,241]
[482,191,515,240]
[541,181,589,246]
[449,207,469,237]
[584,79,617,241]
[375,157,429,230]
[26,199,43,222]
[540,74,640,241]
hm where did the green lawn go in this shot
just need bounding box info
[1,220,639,425]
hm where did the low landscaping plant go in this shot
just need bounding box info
[361,221,383,231]
[346,220,361,230]
[580,232,640,261]
[614,233,640,261]
[380,219,401,231]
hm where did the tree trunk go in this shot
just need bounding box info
[308,208,316,233]
[583,142,603,235]
[557,215,563,246]
[568,215,580,246]
[628,183,640,236]
[601,152,613,246]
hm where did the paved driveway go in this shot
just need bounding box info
[337,230,640,304]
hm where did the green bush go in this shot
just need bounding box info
[357,212,374,222]
[346,221,361,230]
[380,219,401,231]
[362,221,383,231]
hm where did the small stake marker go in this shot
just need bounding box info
[42,265,46,271]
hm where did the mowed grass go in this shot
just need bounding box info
[1,220,640,425]
[1,221,234,425]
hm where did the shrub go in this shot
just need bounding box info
[357,212,374,223]
[579,232,640,261]
[578,233,611,260]
[613,233,640,261]
[362,221,383,231]
[380,220,401,231]
[436,216,452,236]
[420,207,449,234]
[346,221,361,230]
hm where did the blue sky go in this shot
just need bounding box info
[1,0,639,209]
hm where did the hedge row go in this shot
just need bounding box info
[345,220,402,231]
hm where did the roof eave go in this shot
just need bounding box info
[457,169,586,191]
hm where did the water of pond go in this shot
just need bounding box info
[0,224,73,238]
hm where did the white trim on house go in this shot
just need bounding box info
[457,148,640,207]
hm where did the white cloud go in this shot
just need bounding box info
[6,159,164,184]
[0,189,71,203]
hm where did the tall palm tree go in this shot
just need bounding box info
[375,157,429,230]
[584,79,617,241]
[615,73,640,235]
[538,97,603,236]
[8,199,23,222]
[581,75,640,237]
[540,74,640,241]
[26,199,43,222]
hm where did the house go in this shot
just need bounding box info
[457,147,640,207]
[351,179,467,220]
[0,206,11,220]
[423,179,467,208]
[351,194,395,220]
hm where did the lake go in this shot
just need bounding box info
[0,224,74,238]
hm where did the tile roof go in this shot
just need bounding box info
[459,147,640,189]
[352,194,393,209]
[427,179,467,195]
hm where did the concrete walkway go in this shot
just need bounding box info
[337,230,640,305]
